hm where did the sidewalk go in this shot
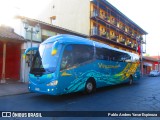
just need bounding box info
[0,81,29,97]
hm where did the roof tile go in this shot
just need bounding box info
[0,26,24,41]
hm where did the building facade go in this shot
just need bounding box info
[90,0,147,53]
[31,0,147,54]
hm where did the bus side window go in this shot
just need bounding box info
[60,44,94,70]
[96,47,110,61]
[73,44,94,65]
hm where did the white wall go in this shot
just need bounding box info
[36,0,90,35]
[11,19,26,39]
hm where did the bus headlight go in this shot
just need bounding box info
[47,80,58,86]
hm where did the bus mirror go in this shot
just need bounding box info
[23,47,38,59]
[51,41,59,56]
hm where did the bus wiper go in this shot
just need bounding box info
[46,69,53,73]
[39,68,46,72]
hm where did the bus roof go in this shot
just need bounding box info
[42,34,93,45]
[42,34,138,57]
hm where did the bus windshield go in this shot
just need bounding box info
[30,42,61,75]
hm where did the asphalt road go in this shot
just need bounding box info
[0,76,160,120]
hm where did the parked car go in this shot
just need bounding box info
[149,70,160,77]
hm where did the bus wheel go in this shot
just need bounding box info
[129,75,133,85]
[85,79,96,94]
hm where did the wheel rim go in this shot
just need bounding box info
[86,82,93,92]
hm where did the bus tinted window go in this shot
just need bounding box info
[96,47,131,62]
[96,47,110,60]
[61,44,94,70]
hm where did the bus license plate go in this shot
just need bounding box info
[35,88,40,91]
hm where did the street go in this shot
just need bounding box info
[0,76,160,120]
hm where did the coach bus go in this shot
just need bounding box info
[24,34,140,95]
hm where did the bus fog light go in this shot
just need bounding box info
[47,80,58,86]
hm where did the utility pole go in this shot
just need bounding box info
[140,38,143,77]
[136,35,143,77]
[158,52,160,72]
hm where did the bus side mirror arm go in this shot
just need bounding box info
[51,41,59,56]
[23,47,38,59]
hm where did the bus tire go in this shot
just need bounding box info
[85,78,96,94]
[129,75,133,85]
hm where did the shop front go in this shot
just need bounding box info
[0,26,24,83]
[143,56,159,75]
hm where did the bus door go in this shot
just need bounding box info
[59,45,76,94]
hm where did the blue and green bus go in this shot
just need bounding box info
[24,34,140,95]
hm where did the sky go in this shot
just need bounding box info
[0,0,159,56]
[0,0,50,25]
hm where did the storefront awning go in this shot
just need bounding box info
[144,62,152,67]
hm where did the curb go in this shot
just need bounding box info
[0,91,30,97]
[0,82,29,97]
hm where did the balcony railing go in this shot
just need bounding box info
[100,32,110,39]
[125,28,128,32]
[105,16,110,22]
[91,11,111,22]
[91,28,110,39]
[91,28,99,36]
[119,39,126,44]
[91,28,136,50]
[91,11,99,17]
[111,21,118,26]
[126,42,132,47]
[129,30,132,35]
[110,36,118,42]
[133,44,137,49]
[136,36,146,44]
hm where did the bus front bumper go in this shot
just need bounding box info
[28,83,60,96]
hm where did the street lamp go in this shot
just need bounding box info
[23,19,40,66]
